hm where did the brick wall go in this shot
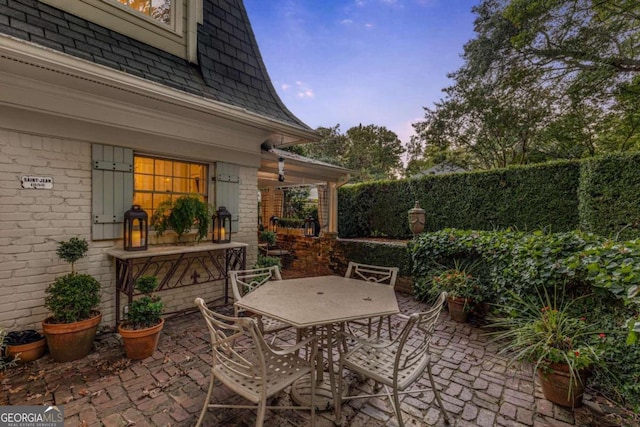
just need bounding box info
[0,129,259,331]
[280,233,414,294]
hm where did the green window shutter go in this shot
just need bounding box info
[92,144,133,240]
[216,162,240,233]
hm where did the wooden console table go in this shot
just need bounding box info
[106,242,247,325]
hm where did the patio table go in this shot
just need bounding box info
[234,275,399,412]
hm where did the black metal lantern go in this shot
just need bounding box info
[269,215,279,233]
[304,216,316,237]
[123,205,148,251]
[212,206,232,243]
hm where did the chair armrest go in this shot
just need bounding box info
[395,313,410,321]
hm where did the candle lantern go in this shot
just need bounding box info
[269,215,279,233]
[304,216,316,237]
[123,205,148,251]
[212,206,232,243]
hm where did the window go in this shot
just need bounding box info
[133,155,208,216]
[115,0,172,26]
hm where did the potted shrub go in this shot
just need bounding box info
[151,195,210,243]
[118,275,164,360]
[43,237,102,362]
[259,230,277,248]
[4,330,46,364]
[488,285,604,408]
[432,261,479,322]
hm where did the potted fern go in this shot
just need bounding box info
[118,275,164,360]
[151,195,210,244]
[42,237,102,362]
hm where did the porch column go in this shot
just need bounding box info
[327,182,338,236]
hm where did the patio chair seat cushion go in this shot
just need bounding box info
[343,341,430,391]
[212,348,312,404]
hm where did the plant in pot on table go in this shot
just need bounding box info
[43,237,102,363]
[118,275,164,360]
[151,195,211,244]
[487,285,604,408]
[432,262,479,323]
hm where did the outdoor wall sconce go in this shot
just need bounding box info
[304,216,317,237]
[269,215,279,233]
[212,206,232,243]
[278,157,285,182]
[123,205,148,251]
[408,201,426,237]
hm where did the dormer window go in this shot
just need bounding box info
[115,0,172,26]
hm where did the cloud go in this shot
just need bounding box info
[281,81,315,99]
[341,19,353,25]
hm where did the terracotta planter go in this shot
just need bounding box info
[447,297,470,323]
[538,362,588,408]
[42,311,102,363]
[6,337,47,363]
[118,318,164,360]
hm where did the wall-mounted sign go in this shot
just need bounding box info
[21,176,53,189]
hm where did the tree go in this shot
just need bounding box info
[410,0,640,170]
[295,124,405,182]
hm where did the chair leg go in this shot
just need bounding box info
[256,396,267,427]
[390,385,405,427]
[335,360,345,426]
[427,362,451,425]
[196,375,215,427]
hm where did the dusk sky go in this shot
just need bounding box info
[243,0,478,148]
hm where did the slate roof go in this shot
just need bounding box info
[0,0,310,130]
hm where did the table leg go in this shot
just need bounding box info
[290,324,348,412]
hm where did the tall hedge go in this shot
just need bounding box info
[339,160,581,238]
[579,152,640,240]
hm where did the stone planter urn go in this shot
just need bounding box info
[408,201,425,237]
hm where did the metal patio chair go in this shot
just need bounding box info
[194,298,318,427]
[335,292,451,427]
[230,266,293,340]
[344,262,399,339]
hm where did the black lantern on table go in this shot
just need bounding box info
[212,206,232,243]
[269,215,279,233]
[304,216,316,237]
[123,205,148,251]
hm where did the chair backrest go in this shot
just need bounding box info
[392,292,447,386]
[345,262,399,286]
[195,298,267,384]
[230,266,282,303]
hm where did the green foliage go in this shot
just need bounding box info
[578,153,640,240]
[410,228,640,408]
[488,285,605,390]
[56,237,89,273]
[45,238,101,323]
[151,195,211,242]
[0,327,18,372]
[123,276,163,330]
[277,217,304,229]
[338,240,411,277]
[432,261,480,300]
[45,274,101,323]
[253,255,282,269]
[339,160,581,238]
[258,230,276,246]
[295,123,405,182]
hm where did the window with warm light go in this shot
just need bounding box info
[115,0,172,26]
[133,155,208,216]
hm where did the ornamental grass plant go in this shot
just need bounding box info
[487,283,606,398]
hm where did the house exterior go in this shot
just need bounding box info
[0,0,346,330]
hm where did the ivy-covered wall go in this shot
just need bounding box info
[339,154,640,240]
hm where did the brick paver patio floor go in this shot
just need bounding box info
[1,288,600,426]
